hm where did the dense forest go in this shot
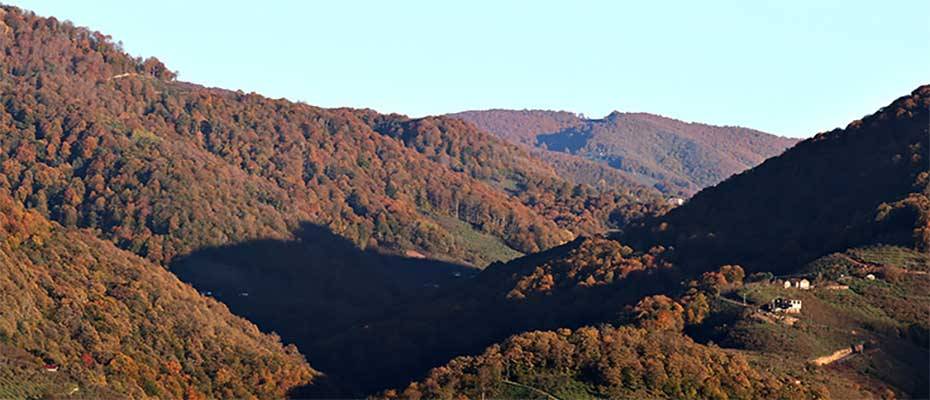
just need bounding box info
[620,85,930,274]
[389,245,929,399]
[387,325,825,400]
[0,5,666,269]
[309,88,928,396]
[451,109,798,195]
[1,4,928,400]
[0,191,314,398]
[285,237,684,396]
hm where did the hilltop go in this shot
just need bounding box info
[0,5,667,269]
[621,85,930,273]
[450,109,798,195]
[329,86,928,396]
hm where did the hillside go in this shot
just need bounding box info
[387,325,826,400]
[450,109,798,195]
[622,85,930,274]
[0,5,666,269]
[286,237,683,396]
[310,87,929,396]
[0,192,314,398]
[2,5,927,400]
[389,246,929,399]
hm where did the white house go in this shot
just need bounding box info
[783,278,811,290]
[770,298,802,314]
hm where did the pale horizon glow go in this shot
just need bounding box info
[9,0,930,138]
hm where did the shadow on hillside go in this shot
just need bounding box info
[169,222,478,392]
[536,126,591,153]
[289,239,682,397]
[172,227,681,397]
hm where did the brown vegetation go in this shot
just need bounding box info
[0,192,314,398]
[451,109,797,195]
[621,86,930,274]
[0,5,666,269]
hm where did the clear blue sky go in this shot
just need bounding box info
[10,0,930,138]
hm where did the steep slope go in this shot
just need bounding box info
[0,192,314,398]
[450,109,798,195]
[314,87,928,396]
[389,245,930,400]
[361,114,669,232]
[299,237,683,395]
[622,85,930,274]
[0,6,666,268]
[169,222,483,397]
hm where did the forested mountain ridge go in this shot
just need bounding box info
[622,85,930,274]
[390,245,930,399]
[321,86,929,397]
[298,236,685,395]
[386,97,930,397]
[0,191,314,398]
[0,5,667,268]
[450,109,798,195]
[362,113,669,232]
[3,4,927,400]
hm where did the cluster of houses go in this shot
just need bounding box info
[761,277,811,314]
[767,298,803,314]
[743,277,810,315]
[758,272,882,319]
[781,278,811,290]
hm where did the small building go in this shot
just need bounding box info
[667,197,685,206]
[783,278,811,290]
[865,274,876,281]
[769,298,802,314]
[43,364,59,372]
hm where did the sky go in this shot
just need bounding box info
[9,1,930,138]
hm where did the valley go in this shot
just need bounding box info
[0,4,926,399]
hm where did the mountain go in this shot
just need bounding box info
[305,237,682,395]
[450,109,799,195]
[390,245,930,399]
[0,5,669,397]
[3,4,927,400]
[0,191,314,398]
[0,6,667,269]
[621,85,930,274]
[321,87,928,397]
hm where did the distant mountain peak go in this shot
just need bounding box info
[449,109,798,195]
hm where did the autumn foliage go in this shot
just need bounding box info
[0,192,314,398]
[0,6,667,268]
[386,325,825,400]
[451,109,797,195]
[622,86,930,274]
